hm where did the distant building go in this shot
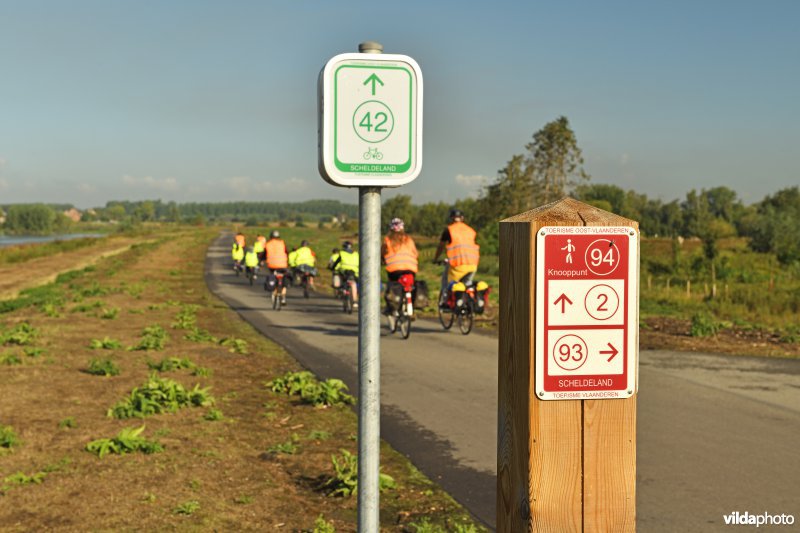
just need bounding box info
[64,208,82,223]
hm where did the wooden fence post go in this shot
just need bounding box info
[497,198,637,532]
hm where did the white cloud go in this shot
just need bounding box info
[122,175,180,192]
[454,174,489,198]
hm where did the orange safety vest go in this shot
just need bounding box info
[265,239,288,269]
[446,222,480,267]
[383,236,418,273]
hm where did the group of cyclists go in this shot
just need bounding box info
[229,208,483,320]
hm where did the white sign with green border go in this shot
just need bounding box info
[318,53,423,187]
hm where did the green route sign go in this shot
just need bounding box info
[318,52,423,187]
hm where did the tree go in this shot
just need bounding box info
[4,204,56,235]
[381,195,416,232]
[525,116,590,204]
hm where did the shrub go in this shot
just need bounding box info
[86,426,163,458]
[690,312,720,337]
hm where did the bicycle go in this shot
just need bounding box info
[266,270,286,311]
[233,260,243,277]
[297,266,317,299]
[386,273,415,339]
[337,271,357,314]
[246,265,259,286]
[436,259,477,335]
[363,147,383,160]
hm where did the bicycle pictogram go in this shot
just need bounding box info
[363,147,384,160]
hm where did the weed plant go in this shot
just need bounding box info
[690,312,721,337]
[312,515,335,533]
[89,337,122,350]
[1,471,46,493]
[1,353,22,365]
[203,409,224,421]
[323,449,395,497]
[1,322,38,346]
[58,417,77,429]
[0,424,19,453]
[147,357,196,372]
[268,371,355,407]
[87,358,121,376]
[100,307,119,320]
[219,337,248,354]
[86,426,163,458]
[267,434,300,455]
[184,327,217,343]
[129,325,169,351]
[72,301,103,313]
[172,305,199,330]
[173,500,200,515]
[108,373,214,419]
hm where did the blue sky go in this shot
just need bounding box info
[0,0,797,208]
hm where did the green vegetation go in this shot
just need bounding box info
[268,371,355,407]
[129,325,169,351]
[312,515,336,533]
[108,374,214,419]
[86,426,163,458]
[172,305,199,330]
[323,449,396,498]
[1,471,46,492]
[0,424,19,453]
[86,358,121,376]
[266,434,300,455]
[89,337,122,350]
[147,356,196,372]
[59,417,77,429]
[2,203,72,235]
[219,337,248,354]
[1,322,38,346]
[203,409,224,422]
[173,500,200,516]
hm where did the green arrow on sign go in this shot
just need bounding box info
[363,73,384,96]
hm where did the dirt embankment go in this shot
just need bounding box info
[0,237,148,300]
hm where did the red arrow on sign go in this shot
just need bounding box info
[600,343,619,362]
[553,293,573,313]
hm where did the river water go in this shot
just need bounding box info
[0,233,105,248]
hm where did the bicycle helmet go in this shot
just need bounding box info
[270,230,280,239]
[342,241,353,252]
[449,208,464,220]
[300,240,309,247]
[389,218,404,232]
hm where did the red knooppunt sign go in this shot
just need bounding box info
[535,226,638,400]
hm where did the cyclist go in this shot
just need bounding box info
[244,245,259,280]
[294,240,317,290]
[432,209,480,306]
[253,234,267,266]
[332,241,359,307]
[327,247,340,270]
[231,233,245,272]
[382,217,418,315]
[264,230,289,305]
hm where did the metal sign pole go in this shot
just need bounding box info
[358,184,381,532]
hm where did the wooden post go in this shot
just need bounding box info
[498,198,636,532]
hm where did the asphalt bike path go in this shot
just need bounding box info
[205,234,800,531]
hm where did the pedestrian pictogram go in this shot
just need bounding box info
[535,226,638,400]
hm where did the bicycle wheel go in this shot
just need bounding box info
[387,312,397,334]
[399,316,411,339]
[272,291,279,310]
[249,273,254,286]
[345,292,354,314]
[303,281,309,299]
[438,292,454,330]
[458,311,473,335]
